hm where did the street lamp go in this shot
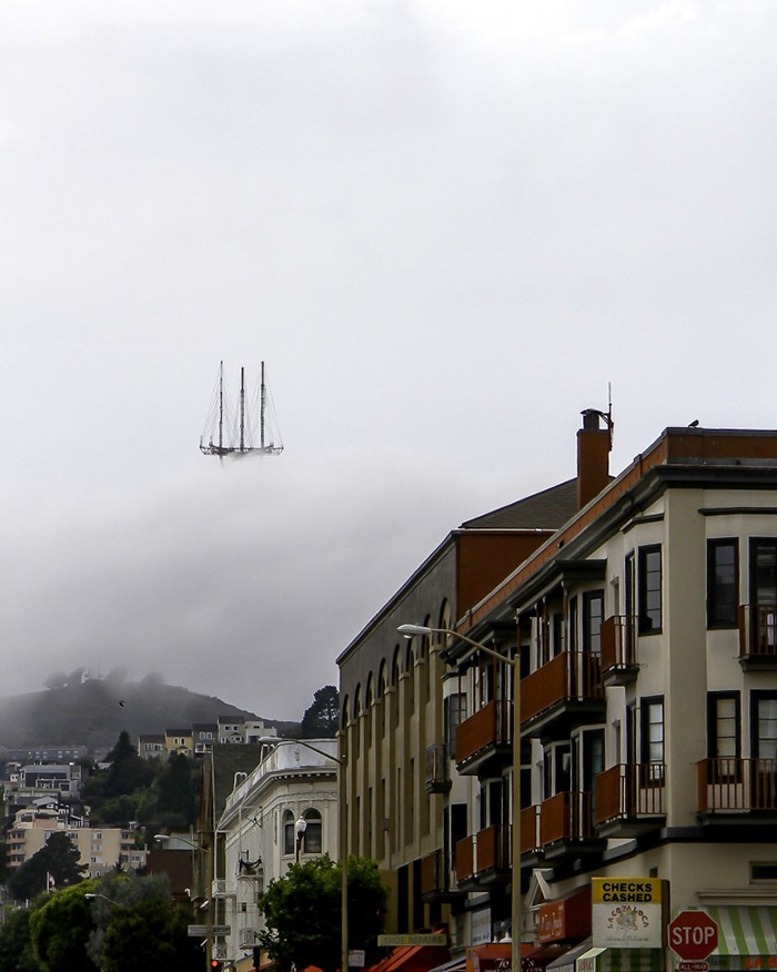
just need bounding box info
[294,815,307,863]
[398,623,522,972]
[85,892,129,908]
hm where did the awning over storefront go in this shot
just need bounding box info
[545,939,592,972]
[575,947,663,972]
[522,944,569,971]
[705,906,777,970]
[467,942,536,972]
[538,887,592,945]
[428,957,467,972]
[369,944,451,972]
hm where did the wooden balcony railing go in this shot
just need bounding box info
[600,616,637,676]
[521,804,541,855]
[698,758,777,812]
[425,743,451,793]
[521,652,603,726]
[739,605,777,659]
[454,826,511,885]
[475,824,511,873]
[456,699,512,767]
[420,849,445,896]
[594,763,666,826]
[539,791,595,846]
[455,834,475,882]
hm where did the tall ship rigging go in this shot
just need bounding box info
[200,362,284,458]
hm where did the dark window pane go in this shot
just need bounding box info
[639,546,662,632]
[708,540,738,627]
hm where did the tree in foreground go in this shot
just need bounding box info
[259,855,387,972]
[28,883,98,972]
[0,903,43,972]
[99,895,200,972]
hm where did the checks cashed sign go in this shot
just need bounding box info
[591,877,668,949]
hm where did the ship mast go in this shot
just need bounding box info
[218,361,224,455]
[260,361,266,452]
[240,366,246,453]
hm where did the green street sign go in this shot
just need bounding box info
[378,934,447,947]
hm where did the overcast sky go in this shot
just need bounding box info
[1,0,776,722]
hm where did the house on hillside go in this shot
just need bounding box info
[165,729,194,757]
[193,723,218,756]
[137,734,166,760]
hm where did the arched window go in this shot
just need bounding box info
[282,810,295,856]
[302,808,322,854]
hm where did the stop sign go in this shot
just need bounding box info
[668,910,719,961]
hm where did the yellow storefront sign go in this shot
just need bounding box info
[591,877,668,949]
[591,878,664,905]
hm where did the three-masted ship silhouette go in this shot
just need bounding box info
[200,362,283,458]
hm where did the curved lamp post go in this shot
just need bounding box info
[85,892,129,908]
[398,623,522,972]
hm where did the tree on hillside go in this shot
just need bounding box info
[7,833,87,902]
[155,753,197,828]
[259,855,387,972]
[103,731,155,798]
[301,685,339,738]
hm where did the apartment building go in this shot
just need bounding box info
[340,416,777,972]
[414,421,777,971]
[5,807,143,878]
[336,425,597,938]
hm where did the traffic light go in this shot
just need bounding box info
[210,961,222,971]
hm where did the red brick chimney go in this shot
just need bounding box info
[577,409,612,509]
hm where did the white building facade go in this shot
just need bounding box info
[214,738,339,966]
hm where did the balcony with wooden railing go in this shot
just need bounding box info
[520,651,605,735]
[600,615,638,685]
[697,758,777,820]
[594,763,666,837]
[475,824,511,877]
[520,804,542,858]
[537,791,604,860]
[455,699,512,775]
[454,826,511,890]
[420,848,461,901]
[425,743,451,794]
[738,605,777,669]
[455,834,475,884]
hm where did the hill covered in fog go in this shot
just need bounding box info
[0,671,297,752]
